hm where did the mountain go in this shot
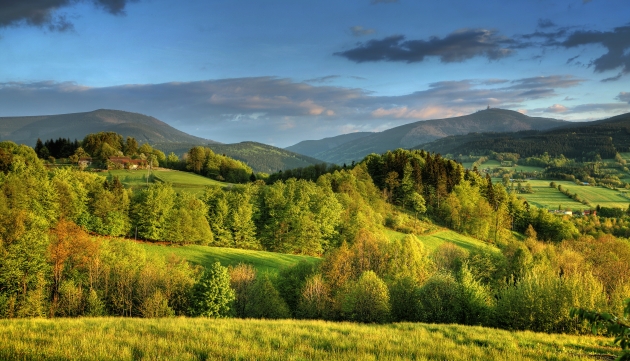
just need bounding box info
[285,132,374,159]
[295,108,566,165]
[419,111,630,159]
[0,109,218,146]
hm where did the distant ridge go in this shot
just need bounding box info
[285,132,374,159]
[0,109,218,146]
[291,109,566,165]
[419,111,630,159]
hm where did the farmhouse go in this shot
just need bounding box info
[107,156,147,170]
[78,157,92,167]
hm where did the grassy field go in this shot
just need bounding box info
[106,169,227,195]
[384,228,496,253]
[0,317,618,360]
[140,243,320,273]
[522,180,629,210]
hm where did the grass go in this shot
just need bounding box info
[139,243,320,273]
[384,228,497,253]
[0,317,618,360]
[106,169,227,195]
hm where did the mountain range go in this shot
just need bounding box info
[0,109,324,173]
[419,111,630,159]
[285,108,566,165]
[0,109,217,146]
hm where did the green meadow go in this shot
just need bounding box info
[384,228,497,253]
[140,243,320,273]
[106,169,227,195]
[0,318,618,361]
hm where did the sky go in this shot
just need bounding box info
[0,0,629,147]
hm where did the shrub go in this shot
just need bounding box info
[416,272,462,324]
[244,274,290,319]
[190,262,235,318]
[341,271,390,323]
[275,261,317,316]
[298,274,333,320]
[495,267,606,333]
[139,290,174,318]
[229,263,257,318]
[388,276,420,322]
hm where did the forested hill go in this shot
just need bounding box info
[300,108,565,165]
[0,109,218,147]
[204,141,325,174]
[285,132,374,159]
[420,111,630,159]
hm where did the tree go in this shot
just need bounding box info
[189,262,234,317]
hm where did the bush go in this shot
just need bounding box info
[416,273,462,324]
[244,274,290,319]
[388,276,420,322]
[275,261,317,316]
[341,271,390,323]
[190,262,235,318]
[139,290,174,318]
[495,268,606,333]
[298,274,333,320]
[229,263,257,318]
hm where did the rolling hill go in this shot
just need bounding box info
[0,109,218,147]
[419,111,630,159]
[290,108,565,165]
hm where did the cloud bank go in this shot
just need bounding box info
[335,29,514,63]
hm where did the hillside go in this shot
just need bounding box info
[420,111,630,158]
[0,109,218,147]
[307,109,565,165]
[285,132,374,159]
[153,141,325,174]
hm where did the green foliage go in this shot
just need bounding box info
[495,267,606,333]
[572,298,630,361]
[297,274,333,320]
[190,262,234,318]
[243,274,290,319]
[341,271,390,323]
[186,146,254,183]
[388,276,420,322]
[275,261,318,316]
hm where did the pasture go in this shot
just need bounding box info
[140,243,319,273]
[0,318,618,361]
[525,180,629,210]
[106,169,227,195]
[384,228,496,253]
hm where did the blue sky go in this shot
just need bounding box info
[1,0,629,147]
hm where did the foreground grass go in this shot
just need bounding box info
[140,243,320,273]
[0,318,618,361]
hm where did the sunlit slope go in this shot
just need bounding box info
[106,169,227,195]
[140,243,320,273]
[385,228,498,253]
